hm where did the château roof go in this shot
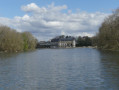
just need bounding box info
[51,36,75,42]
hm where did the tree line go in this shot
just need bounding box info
[92,8,119,50]
[0,26,37,52]
[76,36,92,47]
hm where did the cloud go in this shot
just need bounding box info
[0,3,109,41]
[21,3,40,13]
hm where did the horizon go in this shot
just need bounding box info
[0,0,118,41]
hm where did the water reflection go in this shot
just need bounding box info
[99,50,119,90]
[0,48,119,90]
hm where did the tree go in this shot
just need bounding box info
[94,8,119,50]
[76,36,92,47]
[0,26,37,52]
[22,32,37,51]
[0,26,23,52]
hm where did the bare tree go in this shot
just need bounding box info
[0,26,37,52]
[94,8,119,50]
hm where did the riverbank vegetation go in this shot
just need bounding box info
[93,8,119,50]
[76,36,92,47]
[0,26,37,52]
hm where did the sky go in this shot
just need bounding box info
[0,0,119,40]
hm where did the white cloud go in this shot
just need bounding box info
[0,3,109,41]
[21,3,40,13]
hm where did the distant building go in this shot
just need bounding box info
[37,41,51,48]
[50,35,76,48]
[37,35,76,48]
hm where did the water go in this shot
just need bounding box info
[0,48,119,90]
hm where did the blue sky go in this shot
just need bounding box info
[0,0,118,18]
[0,0,118,40]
